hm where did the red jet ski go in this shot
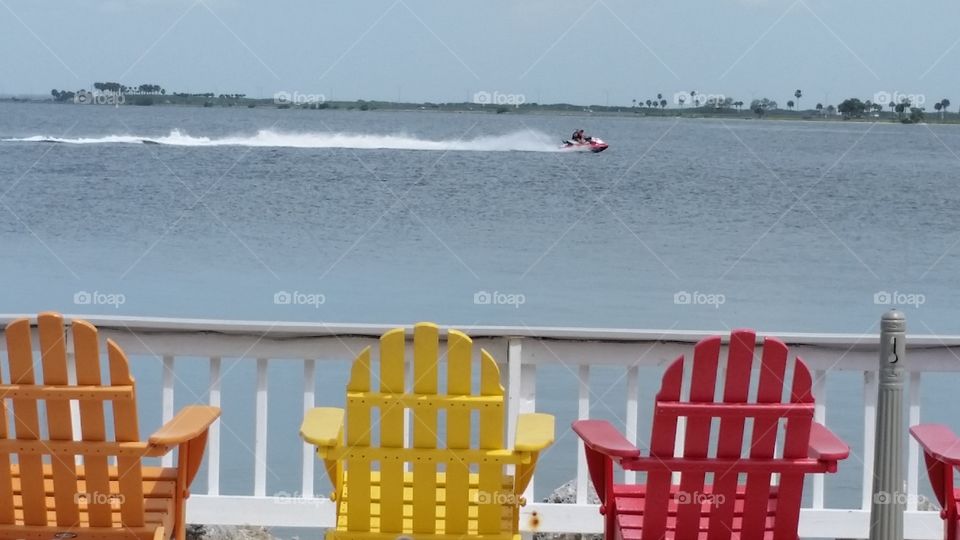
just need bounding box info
[561,136,608,153]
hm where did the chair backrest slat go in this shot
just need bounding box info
[38,313,81,527]
[477,349,505,535]
[643,356,683,540]
[674,336,721,539]
[708,329,756,540]
[6,318,47,526]
[444,330,473,535]
[107,339,145,527]
[346,345,373,532]
[72,320,113,527]
[772,353,815,539]
[412,324,439,534]
[377,328,404,534]
[740,335,788,538]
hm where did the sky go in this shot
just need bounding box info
[1,0,959,108]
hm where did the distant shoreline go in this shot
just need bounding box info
[3,96,957,124]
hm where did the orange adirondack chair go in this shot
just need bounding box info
[0,312,220,540]
[911,424,960,540]
[573,329,849,540]
[300,322,555,540]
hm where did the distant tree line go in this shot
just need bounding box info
[630,87,953,123]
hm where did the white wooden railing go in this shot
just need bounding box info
[2,313,958,539]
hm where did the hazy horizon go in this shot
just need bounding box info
[2,0,959,108]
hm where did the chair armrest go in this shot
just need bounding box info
[148,406,221,447]
[301,407,345,447]
[911,424,960,465]
[808,422,849,461]
[515,413,555,452]
[572,419,641,459]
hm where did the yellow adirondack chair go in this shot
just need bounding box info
[300,322,554,540]
[0,312,220,540]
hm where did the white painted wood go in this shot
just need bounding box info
[907,371,921,511]
[161,355,175,467]
[519,359,538,500]
[862,371,878,511]
[576,364,590,505]
[812,369,827,509]
[183,497,941,539]
[302,358,316,498]
[624,365,639,484]
[254,357,269,497]
[507,338,522,450]
[207,356,222,496]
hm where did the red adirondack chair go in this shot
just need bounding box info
[573,329,849,540]
[911,424,960,540]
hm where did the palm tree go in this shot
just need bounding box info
[787,100,795,111]
[632,99,636,108]
[935,102,943,120]
[816,103,823,117]
[941,98,951,119]
[690,91,697,107]
[678,95,686,108]
[794,89,802,111]
[660,99,667,109]
[645,99,652,108]
[888,101,895,117]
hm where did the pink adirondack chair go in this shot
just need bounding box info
[911,424,960,540]
[573,329,849,540]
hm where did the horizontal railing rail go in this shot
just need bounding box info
[1,313,957,538]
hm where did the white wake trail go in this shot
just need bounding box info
[3,129,563,153]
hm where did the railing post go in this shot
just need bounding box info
[869,309,906,540]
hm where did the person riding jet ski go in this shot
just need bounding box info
[571,129,587,143]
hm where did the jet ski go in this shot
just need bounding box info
[561,137,608,153]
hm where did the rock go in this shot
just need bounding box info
[187,525,281,540]
[533,479,602,540]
